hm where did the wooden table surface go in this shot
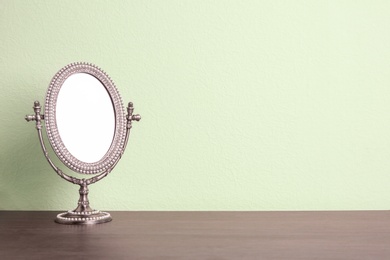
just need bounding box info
[1,211,390,259]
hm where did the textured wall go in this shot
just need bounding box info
[1,0,390,210]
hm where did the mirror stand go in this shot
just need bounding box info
[26,101,141,224]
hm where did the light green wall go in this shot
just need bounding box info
[1,0,390,210]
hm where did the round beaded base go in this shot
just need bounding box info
[55,210,112,225]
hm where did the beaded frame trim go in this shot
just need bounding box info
[45,62,126,174]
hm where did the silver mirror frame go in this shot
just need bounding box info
[25,62,141,225]
[45,62,126,174]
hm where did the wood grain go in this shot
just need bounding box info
[1,211,390,259]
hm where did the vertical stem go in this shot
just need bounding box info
[74,181,93,212]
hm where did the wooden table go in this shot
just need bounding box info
[1,211,390,259]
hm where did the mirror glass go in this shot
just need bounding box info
[56,73,115,163]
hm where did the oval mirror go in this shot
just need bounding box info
[45,63,126,174]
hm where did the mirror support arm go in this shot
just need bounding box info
[86,102,142,184]
[123,102,141,154]
[84,102,141,185]
[26,101,78,185]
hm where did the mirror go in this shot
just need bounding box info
[56,73,115,163]
[25,62,141,224]
[45,63,128,174]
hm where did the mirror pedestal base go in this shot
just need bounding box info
[55,210,112,225]
[54,181,113,225]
